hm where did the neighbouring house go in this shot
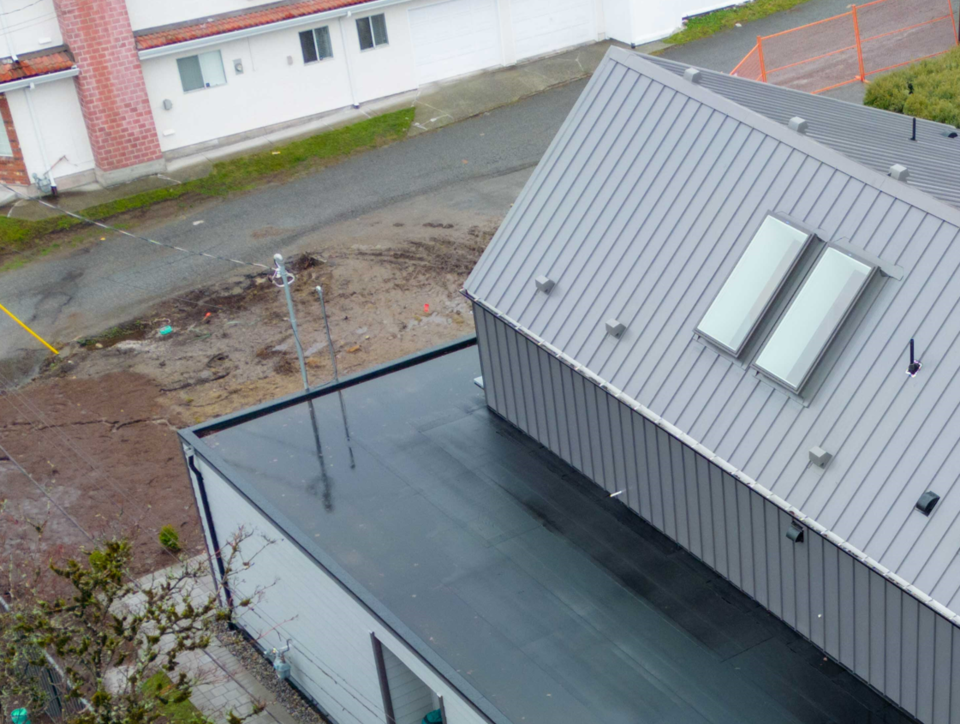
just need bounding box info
[0,0,735,198]
[181,48,960,724]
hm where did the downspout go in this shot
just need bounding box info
[24,82,55,194]
[338,13,360,108]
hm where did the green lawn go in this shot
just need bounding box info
[664,0,811,45]
[864,47,960,127]
[0,107,415,265]
[142,671,210,724]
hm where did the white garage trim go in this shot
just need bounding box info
[408,0,502,85]
[511,0,596,60]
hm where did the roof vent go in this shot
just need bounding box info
[534,275,555,294]
[605,319,625,338]
[809,446,832,468]
[683,68,702,84]
[916,491,940,516]
[889,164,909,182]
[788,117,808,134]
[786,523,805,544]
[943,130,959,139]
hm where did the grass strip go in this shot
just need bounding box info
[664,0,811,45]
[864,47,960,127]
[0,107,415,261]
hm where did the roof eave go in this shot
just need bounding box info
[137,0,406,59]
[0,66,78,92]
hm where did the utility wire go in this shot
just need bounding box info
[0,183,271,271]
[0,0,47,17]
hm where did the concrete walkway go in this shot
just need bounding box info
[125,557,300,724]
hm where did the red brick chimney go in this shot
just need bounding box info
[53,0,164,185]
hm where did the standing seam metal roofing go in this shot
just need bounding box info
[644,55,960,211]
[464,47,960,615]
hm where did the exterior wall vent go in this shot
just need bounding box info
[683,68,702,84]
[916,491,940,516]
[605,319,625,338]
[788,117,808,134]
[809,446,832,468]
[786,523,805,543]
[890,164,909,182]
[535,275,555,293]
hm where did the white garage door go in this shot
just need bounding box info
[512,0,596,60]
[408,0,502,85]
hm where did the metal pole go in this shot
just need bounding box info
[757,36,767,83]
[851,5,866,83]
[317,285,356,469]
[275,254,309,391]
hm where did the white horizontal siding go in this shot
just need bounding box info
[382,646,437,724]
[188,454,488,724]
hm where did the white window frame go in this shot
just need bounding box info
[177,50,227,93]
[300,25,334,64]
[356,13,389,51]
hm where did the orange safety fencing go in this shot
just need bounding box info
[731,0,957,94]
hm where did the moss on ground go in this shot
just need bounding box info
[864,47,960,127]
[663,0,811,45]
[142,671,211,724]
[0,107,415,264]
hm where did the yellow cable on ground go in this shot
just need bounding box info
[0,302,58,354]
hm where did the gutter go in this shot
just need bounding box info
[0,66,78,93]
[465,292,960,628]
[137,0,409,60]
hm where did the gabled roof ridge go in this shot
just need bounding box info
[608,47,960,230]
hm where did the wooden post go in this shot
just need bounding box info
[757,36,768,82]
[852,6,867,82]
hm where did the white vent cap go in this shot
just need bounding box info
[788,117,808,134]
[890,164,909,182]
[683,68,702,84]
[605,319,625,338]
[535,275,555,293]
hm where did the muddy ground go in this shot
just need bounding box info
[0,205,496,586]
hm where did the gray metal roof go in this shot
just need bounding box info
[465,47,960,615]
[645,54,960,210]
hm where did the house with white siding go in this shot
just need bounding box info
[0,0,740,198]
[176,48,960,724]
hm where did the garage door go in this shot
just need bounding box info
[512,0,596,60]
[408,0,502,85]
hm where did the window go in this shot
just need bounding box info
[177,50,227,92]
[300,26,333,63]
[753,247,875,392]
[357,14,388,50]
[696,215,813,356]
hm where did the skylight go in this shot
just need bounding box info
[696,215,813,355]
[753,248,874,392]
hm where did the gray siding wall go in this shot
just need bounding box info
[475,302,960,724]
[382,646,437,724]
[186,454,490,724]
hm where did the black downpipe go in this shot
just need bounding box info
[189,454,234,609]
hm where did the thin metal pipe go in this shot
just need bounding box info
[317,285,355,468]
[275,254,310,391]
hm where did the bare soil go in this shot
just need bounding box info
[0,205,496,581]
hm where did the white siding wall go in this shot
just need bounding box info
[474,303,960,724]
[187,454,490,724]
[124,0,263,31]
[0,0,61,57]
[6,79,95,183]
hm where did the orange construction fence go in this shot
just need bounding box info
[731,0,957,94]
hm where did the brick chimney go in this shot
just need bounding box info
[53,0,164,185]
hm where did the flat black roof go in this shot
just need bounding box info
[186,340,914,724]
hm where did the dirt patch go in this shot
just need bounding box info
[1,205,497,579]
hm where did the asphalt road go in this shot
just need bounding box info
[0,79,587,367]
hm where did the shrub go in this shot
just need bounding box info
[159,525,181,553]
[864,47,960,127]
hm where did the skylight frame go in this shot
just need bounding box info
[751,246,877,394]
[695,212,816,358]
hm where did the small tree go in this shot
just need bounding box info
[0,523,274,724]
